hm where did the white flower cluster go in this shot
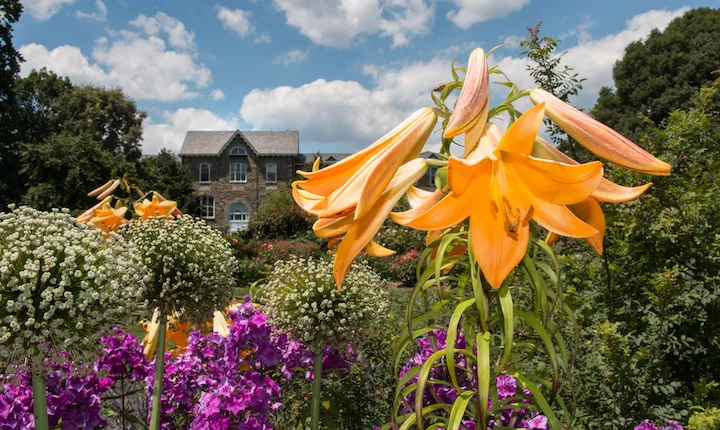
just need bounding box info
[0,206,148,360]
[261,258,389,351]
[120,215,235,323]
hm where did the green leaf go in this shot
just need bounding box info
[446,390,475,429]
[415,349,448,429]
[498,284,514,371]
[477,331,491,426]
[446,297,476,391]
[516,310,560,399]
[451,58,461,81]
[514,373,563,430]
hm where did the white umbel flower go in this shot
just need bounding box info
[121,215,235,323]
[0,205,147,361]
[260,258,389,351]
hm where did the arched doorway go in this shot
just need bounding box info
[228,202,249,233]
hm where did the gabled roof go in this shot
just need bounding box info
[420,151,442,159]
[179,130,299,156]
[296,153,351,164]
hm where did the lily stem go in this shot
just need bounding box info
[310,347,324,430]
[31,358,49,430]
[149,310,167,430]
[425,159,449,167]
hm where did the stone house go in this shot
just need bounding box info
[179,130,440,233]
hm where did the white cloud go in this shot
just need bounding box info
[129,12,196,51]
[216,7,255,38]
[272,0,434,49]
[240,57,449,149]
[210,89,225,101]
[274,49,310,65]
[490,7,691,110]
[24,0,75,20]
[254,34,272,44]
[19,13,212,102]
[501,35,522,48]
[447,0,530,29]
[76,0,107,22]
[142,108,240,154]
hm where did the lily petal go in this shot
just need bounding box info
[334,159,427,288]
[365,240,396,257]
[570,198,606,254]
[213,310,230,337]
[507,153,604,205]
[529,88,671,175]
[445,48,490,138]
[532,136,653,202]
[406,186,436,208]
[495,103,546,155]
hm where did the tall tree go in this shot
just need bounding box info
[592,7,720,137]
[520,21,587,160]
[0,0,22,208]
[140,149,196,213]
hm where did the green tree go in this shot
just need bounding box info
[566,86,720,428]
[520,21,587,161]
[140,149,196,213]
[20,132,134,211]
[592,7,720,138]
[0,0,23,208]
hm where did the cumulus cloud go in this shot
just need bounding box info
[24,0,75,20]
[272,0,434,49]
[240,57,449,150]
[447,0,530,29]
[490,7,691,110]
[274,49,310,65]
[142,108,240,154]
[210,89,225,101]
[19,13,212,102]
[129,12,196,51]
[216,7,255,38]
[76,0,107,22]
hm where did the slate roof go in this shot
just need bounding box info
[296,153,351,165]
[179,130,299,156]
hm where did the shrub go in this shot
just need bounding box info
[256,239,323,265]
[388,249,421,287]
[247,184,314,239]
[688,408,720,430]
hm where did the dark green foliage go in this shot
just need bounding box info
[565,87,720,427]
[19,132,135,211]
[0,0,23,207]
[592,7,720,138]
[140,149,196,213]
[246,183,314,239]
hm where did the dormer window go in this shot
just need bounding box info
[229,146,247,156]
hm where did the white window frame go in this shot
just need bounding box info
[199,195,215,219]
[228,203,249,232]
[199,163,211,183]
[265,162,277,183]
[229,163,247,183]
[229,146,247,156]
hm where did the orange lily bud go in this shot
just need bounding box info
[529,89,671,175]
[96,179,120,200]
[88,179,114,197]
[444,48,489,139]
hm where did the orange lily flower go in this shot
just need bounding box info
[141,309,192,360]
[391,104,604,288]
[444,48,490,146]
[529,89,671,176]
[299,159,429,288]
[295,108,436,221]
[134,193,178,220]
[532,136,652,254]
[213,310,230,337]
[77,196,112,223]
[89,203,129,233]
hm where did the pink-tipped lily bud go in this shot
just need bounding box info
[529,88,671,176]
[444,48,489,139]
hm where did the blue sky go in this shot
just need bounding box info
[16,0,720,154]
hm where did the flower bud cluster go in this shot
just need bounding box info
[0,205,147,360]
[120,215,235,323]
[261,258,389,351]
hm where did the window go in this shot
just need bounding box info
[199,195,215,219]
[229,146,247,156]
[229,163,247,182]
[228,203,248,233]
[199,163,211,183]
[266,162,277,183]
